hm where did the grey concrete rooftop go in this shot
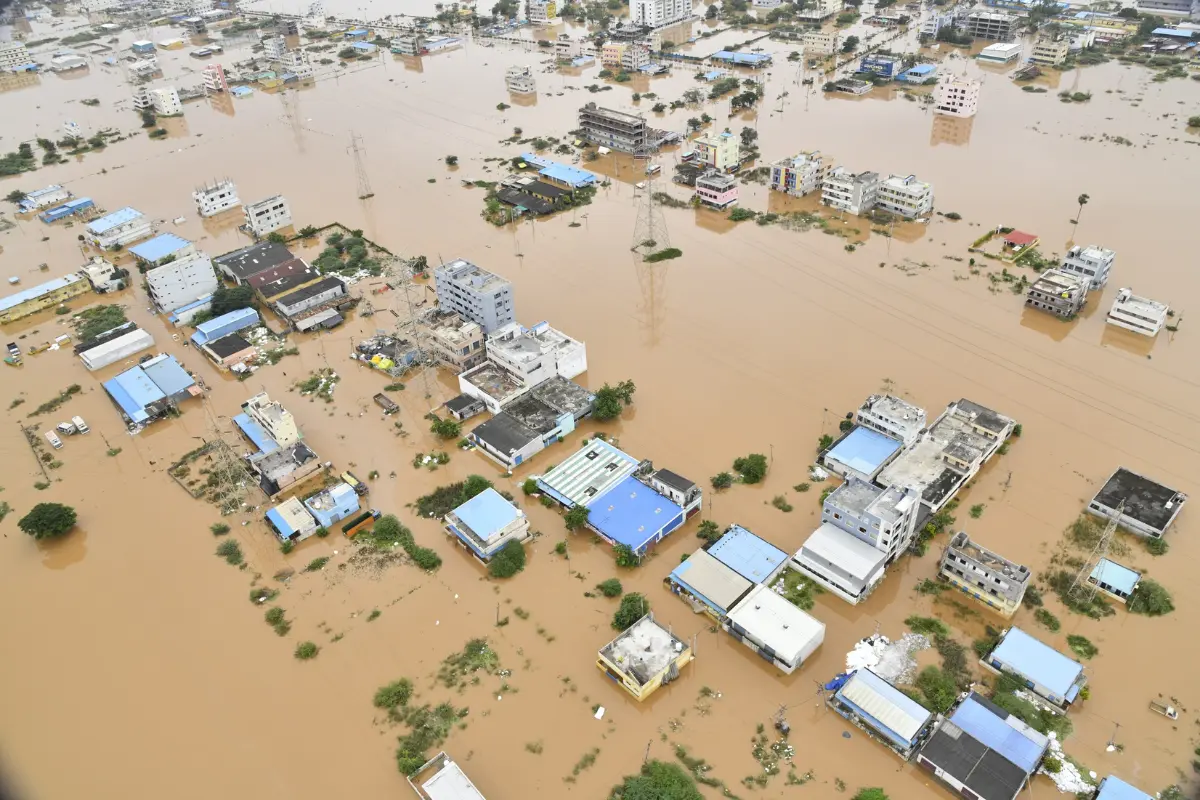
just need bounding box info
[463,363,526,402]
[529,375,593,417]
[600,614,686,686]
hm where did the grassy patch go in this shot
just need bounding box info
[294,641,320,660]
[374,678,414,709]
[771,495,793,513]
[210,522,230,535]
[215,539,243,566]
[1034,608,1061,632]
[771,568,820,610]
[905,615,949,637]
[1066,635,1098,659]
[27,384,82,418]
[1047,569,1114,619]
[437,638,500,688]
[915,579,945,596]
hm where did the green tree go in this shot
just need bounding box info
[564,504,590,531]
[294,641,320,660]
[915,666,957,713]
[374,678,413,709]
[18,503,78,539]
[210,284,256,316]
[488,540,527,578]
[5,189,27,203]
[445,155,458,166]
[522,478,538,495]
[1072,192,1089,237]
[593,379,636,421]
[1128,579,1174,616]
[652,102,667,112]
[740,126,758,147]
[841,34,860,51]
[597,578,623,597]
[609,759,702,800]
[705,3,718,17]
[696,519,721,543]
[852,790,889,800]
[612,593,650,630]
[686,116,703,132]
[711,471,733,490]
[462,475,493,502]
[266,232,287,244]
[732,453,768,484]
[1188,116,1200,128]
[429,416,461,439]
[1116,5,1138,17]
[614,544,639,568]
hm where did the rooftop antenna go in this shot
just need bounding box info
[1067,499,1124,603]
[348,131,374,200]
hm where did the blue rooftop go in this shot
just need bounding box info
[1152,27,1192,37]
[1096,776,1154,800]
[0,274,85,313]
[352,41,376,51]
[1090,558,1140,595]
[712,50,771,64]
[266,506,302,538]
[103,366,166,423]
[86,206,143,234]
[949,694,1048,772]
[707,524,787,583]
[233,412,280,455]
[190,307,259,346]
[588,475,683,554]
[452,488,520,535]
[166,294,213,322]
[129,233,192,263]
[827,426,902,476]
[990,627,1083,698]
[906,64,936,74]
[140,353,196,397]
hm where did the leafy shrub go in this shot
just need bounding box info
[488,540,527,578]
[597,578,623,597]
[612,593,649,630]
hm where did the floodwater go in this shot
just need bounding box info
[2,8,1199,800]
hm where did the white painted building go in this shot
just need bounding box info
[1107,288,1169,337]
[527,0,560,23]
[631,0,690,27]
[933,77,980,118]
[243,195,292,237]
[16,185,72,212]
[722,585,826,674]
[243,392,301,445]
[1031,36,1069,65]
[146,253,219,313]
[920,9,955,37]
[505,65,537,94]
[80,329,155,371]
[193,179,240,217]
[856,394,926,447]
[262,35,287,61]
[822,167,879,216]
[486,320,587,382]
[0,41,35,72]
[796,0,842,21]
[769,151,828,197]
[876,174,933,218]
[81,0,123,12]
[149,86,181,115]
[1061,244,1114,289]
[85,207,153,249]
[280,49,314,79]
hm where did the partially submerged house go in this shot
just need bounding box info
[84,207,152,250]
[249,440,320,497]
[666,548,753,620]
[707,524,789,585]
[1094,776,1154,800]
[939,531,1031,617]
[1086,467,1186,539]
[77,324,154,371]
[190,308,260,348]
[586,474,685,556]
[214,241,296,285]
[856,394,926,446]
[828,668,936,759]
[596,613,693,701]
[916,692,1049,800]
[1088,557,1140,603]
[266,496,319,542]
[444,487,531,562]
[537,438,640,506]
[102,354,199,425]
[980,627,1086,712]
[820,425,904,483]
[407,751,487,799]
[722,584,825,674]
[304,482,360,529]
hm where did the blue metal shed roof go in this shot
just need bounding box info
[266,507,297,537]
[0,274,85,313]
[712,50,771,64]
[1096,776,1153,800]
[351,41,375,50]
[1152,27,1192,37]
[990,627,1083,697]
[191,308,259,345]
[129,232,191,262]
[141,354,195,397]
[539,163,596,187]
[707,524,787,583]
[86,206,143,234]
[103,366,166,422]
[452,487,519,535]
[1090,558,1140,595]
[827,427,902,476]
[233,412,280,454]
[835,668,933,748]
[949,694,1048,772]
[588,475,682,551]
[906,64,936,74]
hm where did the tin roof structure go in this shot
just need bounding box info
[707,525,788,584]
[835,668,933,748]
[988,627,1083,698]
[86,206,143,234]
[537,439,639,507]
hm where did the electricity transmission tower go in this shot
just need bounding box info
[382,256,437,401]
[348,132,374,200]
[631,172,669,255]
[199,400,255,516]
[1067,500,1124,603]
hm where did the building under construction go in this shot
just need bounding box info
[578,103,649,153]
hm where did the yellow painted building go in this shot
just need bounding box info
[0,273,91,324]
[596,613,693,702]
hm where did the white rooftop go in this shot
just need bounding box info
[800,522,887,581]
[1110,288,1168,318]
[422,757,487,800]
[725,584,826,664]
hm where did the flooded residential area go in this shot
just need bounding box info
[1,0,1199,796]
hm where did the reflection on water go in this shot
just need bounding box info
[39,527,87,570]
[930,113,973,147]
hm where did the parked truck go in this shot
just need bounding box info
[71,415,89,433]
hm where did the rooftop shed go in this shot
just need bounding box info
[823,426,903,482]
[983,627,1085,709]
[86,207,143,235]
[190,307,260,347]
[129,232,193,264]
[707,524,788,584]
[830,668,935,757]
[587,475,684,555]
[667,548,753,618]
[1088,557,1140,602]
[79,328,154,371]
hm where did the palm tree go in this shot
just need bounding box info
[1072,193,1090,237]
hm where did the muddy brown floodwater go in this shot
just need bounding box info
[1,8,1199,800]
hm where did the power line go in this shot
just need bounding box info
[348,131,374,200]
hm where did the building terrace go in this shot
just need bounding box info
[1087,467,1186,539]
[597,613,692,701]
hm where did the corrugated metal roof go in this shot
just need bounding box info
[1089,558,1140,595]
[948,694,1047,772]
[103,365,166,422]
[669,549,752,614]
[539,439,638,507]
[837,668,933,746]
[1096,776,1153,800]
[989,627,1083,697]
[0,273,86,313]
[233,412,280,455]
[129,232,192,262]
[587,475,682,550]
[141,354,196,397]
[800,522,888,582]
[86,206,144,234]
[827,427,902,476]
[708,525,788,583]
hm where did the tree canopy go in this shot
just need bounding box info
[18,503,77,539]
[612,593,649,630]
[609,760,702,800]
[593,380,637,421]
[733,453,768,484]
[487,539,527,578]
[210,284,256,317]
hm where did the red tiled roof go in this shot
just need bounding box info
[1004,231,1038,246]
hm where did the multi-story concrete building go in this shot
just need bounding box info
[0,41,35,72]
[965,11,1019,40]
[1087,467,1187,540]
[146,253,218,313]
[1107,288,1169,337]
[1136,0,1198,15]
[85,207,153,249]
[0,274,91,324]
[695,170,739,209]
[243,195,292,237]
[201,62,228,94]
[876,174,933,218]
[192,179,240,217]
[933,77,980,118]
[822,167,879,216]
[856,394,926,447]
[1025,269,1088,318]
[1061,244,1114,289]
[620,42,651,71]
[426,311,486,372]
[262,34,288,61]
[434,258,515,334]
[920,9,955,37]
[1031,36,1070,65]
[939,531,1030,617]
[631,0,690,27]
[505,65,536,93]
[791,477,921,604]
[486,320,587,381]
[242,392,302,445]
[693,131,740,172]
[281,49,314,79]
[796,0,842,21]
[770,151,828,197]
[801,30,838,54]
[527,0,559,23]
[134,86,182,115]
[578,103,649,152]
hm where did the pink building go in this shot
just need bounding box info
[695,171,739,209]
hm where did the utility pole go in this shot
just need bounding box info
[348,131,374,200]
[1067,499,1124,603]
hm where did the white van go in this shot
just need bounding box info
[45,430,63,449]
[71,415,89,433]
[645,164,661,176]
[56,422,76,436]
